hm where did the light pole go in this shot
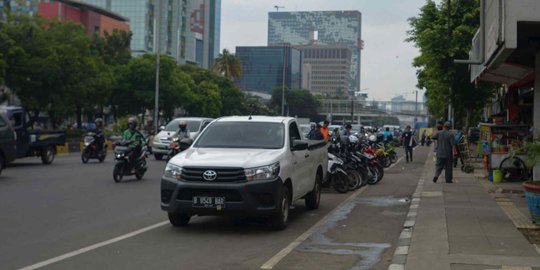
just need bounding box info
[154,0,161,132]
[281,45,287,116]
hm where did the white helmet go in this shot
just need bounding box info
[369,135,377,142]
[349,135,359,144]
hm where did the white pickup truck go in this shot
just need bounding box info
[160,116,328,230]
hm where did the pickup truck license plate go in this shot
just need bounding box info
[193,196,226,209]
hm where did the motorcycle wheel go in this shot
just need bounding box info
[81,152,89,164]
[332,172,349,193]
[113,163,123,183]
[375,163,384,182]
[366,166,378,185]
[389,152,397,163]
[345,169,361,191]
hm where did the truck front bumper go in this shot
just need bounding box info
[160,176,283,216]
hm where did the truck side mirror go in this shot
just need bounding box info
[291,140,308,151]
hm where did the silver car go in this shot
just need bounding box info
[152,117,213,160]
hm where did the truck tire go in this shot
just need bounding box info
[41,147,55,165]
[0,154,4,176]
[168,212,191,227]
[270,185,290,230]
[305,173,322,210]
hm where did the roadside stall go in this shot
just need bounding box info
[479,123,530,182]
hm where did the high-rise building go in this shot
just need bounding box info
[80,0,220,68]
[235,46,301,96]
[268,11,362,91]
[297,44,351,97]
[37,0,129,37]
[1,0,39,20]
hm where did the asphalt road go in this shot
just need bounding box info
[0,147,429,270]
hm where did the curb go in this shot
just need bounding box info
[388,150,432,270]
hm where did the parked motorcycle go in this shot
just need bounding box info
[325,153,349,193]
[113,140,148,182]
[81,132,107,163]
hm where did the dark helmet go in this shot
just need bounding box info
[179,120,187,129]
[127,116,137,129]
[95,118,103,127]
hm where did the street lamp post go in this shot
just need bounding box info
[281,45,287,116]
[154,0,161,132]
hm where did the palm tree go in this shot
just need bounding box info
[213,49,242,81]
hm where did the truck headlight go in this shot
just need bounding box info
[154,136,162,143]
[164,163,182,179]
[245,162,280,181]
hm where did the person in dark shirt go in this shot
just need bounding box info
[401,125,415,163]
[306,123,324,140]
[432,121,457,183]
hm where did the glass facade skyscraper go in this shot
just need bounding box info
[235,46,301,96]
[268,11,362,91]
[81,0,220,69]
[0,0,39,20]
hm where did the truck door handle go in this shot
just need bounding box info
[304,153,309,158]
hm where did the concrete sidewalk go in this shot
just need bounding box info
[403,151,540,270]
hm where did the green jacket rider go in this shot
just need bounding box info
[123,117,145,149]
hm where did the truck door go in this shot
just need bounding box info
[288,122,310,198]
[11,110,29,158]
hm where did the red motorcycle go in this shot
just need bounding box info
[167,136,193,160]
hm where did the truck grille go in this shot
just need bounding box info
[181,167,246,183]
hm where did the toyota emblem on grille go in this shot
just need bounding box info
[202,170,217,181]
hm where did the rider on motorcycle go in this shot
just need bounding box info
[175,120,191,139]
[93,118,105,152]
[122,117,145,165]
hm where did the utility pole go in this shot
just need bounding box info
[281,45,287,116]
[415,90,418,130]
[447,0,453,128]
[154,0,161,132]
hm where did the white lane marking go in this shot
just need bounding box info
[387,155,404,170]
[17,221,169,270]
[260,186,368,270]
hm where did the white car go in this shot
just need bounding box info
[152,117,213,160]
[160,116,328,230]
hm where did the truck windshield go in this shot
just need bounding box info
[195,122,284,149]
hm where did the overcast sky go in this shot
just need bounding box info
[221,0,435,101]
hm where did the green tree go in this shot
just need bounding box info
[114,54,194,118]
[406,0,494,127]
[213,49,242,81]
[270,87,320,119]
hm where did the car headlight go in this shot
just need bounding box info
[164,163,182,179]
[245,162,280,181]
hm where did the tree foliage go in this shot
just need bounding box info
[270,87,320,119]
[0,14,273,129]
[213,49,242,81]
[406,0,494,127]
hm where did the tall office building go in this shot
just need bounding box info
[235,46,301,96]
[81,0,220,68]
[268,11,362,91]
[0,0,39,20]
[298,44,351,97]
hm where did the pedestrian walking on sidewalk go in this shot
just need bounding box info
[421,130,426,146]
[432,121,457,183]
[401,125,416,163]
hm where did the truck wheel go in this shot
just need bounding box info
[0,154,4,176]
[270,185,290,230]
[41,147,55,165]
[154,154,163,160]
[168,212,191,227]
[305,173,322,210]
